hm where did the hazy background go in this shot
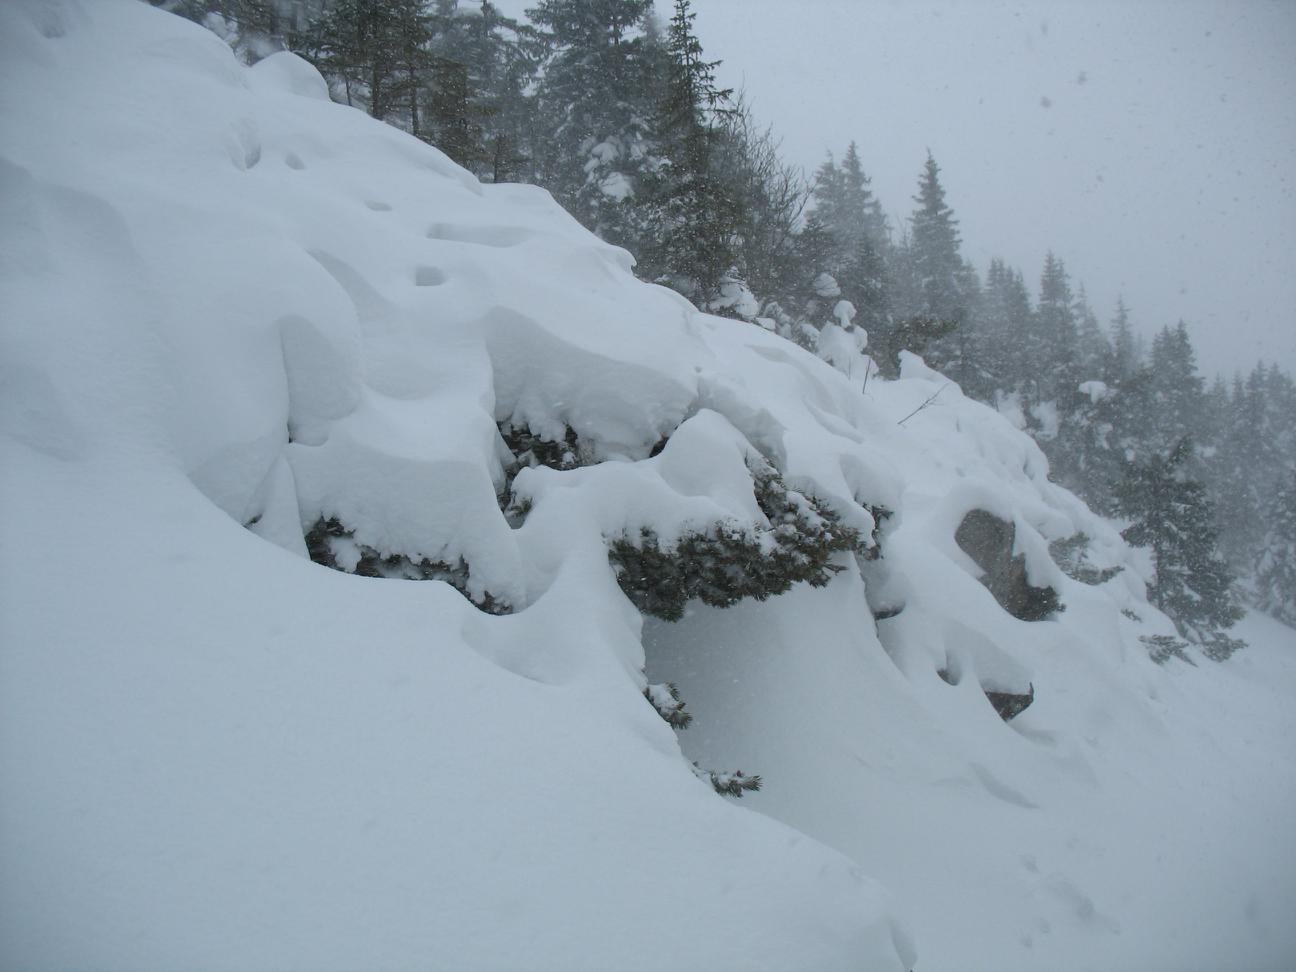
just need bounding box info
[498,0,1295,379]
[687,0,1296,380]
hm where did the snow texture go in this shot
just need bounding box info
[1,3,1293,971]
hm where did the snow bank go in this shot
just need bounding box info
[2,2,1292,971]
[0,3,910,970]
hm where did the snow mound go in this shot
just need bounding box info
[2,2,1293,971]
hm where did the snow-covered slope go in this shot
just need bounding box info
[1,2,1292,970]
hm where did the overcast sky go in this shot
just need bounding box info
[502,0,1296,379]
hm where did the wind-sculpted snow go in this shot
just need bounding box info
[2,3,1294,971]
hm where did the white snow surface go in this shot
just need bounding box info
[1,3,1293,971]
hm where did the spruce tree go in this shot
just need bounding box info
[978,259,1034,395]
[881,152,967,374]
[1106,296,1141,384]
[637,0,740,302]
[527,0,658,248]
[1031,251,1079,403]
[1254,470,1296,625]
[307,0,434,126]
[805,143,890,348]
[1115,440,1243,642]
[1144,322,1206,458]
[1073,284,1110,381]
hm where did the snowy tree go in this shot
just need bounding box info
[306,0,435,125]
[527,0,659,248]
[157,0,325,56]
[977,258,1033,394]
[1030,251,1079,403]
[1106,296,1141,384]
[1143,322,1206,457]
[889,152,967,373]
[1115,440,1243,642]
[804,143,891,349]
[1073,284,1110,381]
[1254,471,1296,625]
[636,0,740,302]
[418,2,540,178]
[808,143,887,268]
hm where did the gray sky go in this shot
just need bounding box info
[688,0,1296,380]
[502,0,1296,379]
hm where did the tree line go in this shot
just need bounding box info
[160,0,1296,640]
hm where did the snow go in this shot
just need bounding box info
[707,273,761,319]
[2,2,1293,971]
[598,171,634,200]
[1078,379,1112,403]
[813,270,842,297]
[1030,398,1061,440]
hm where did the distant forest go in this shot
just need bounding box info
[158,0,1296,637]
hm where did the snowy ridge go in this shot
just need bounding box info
[2,3,1293,971]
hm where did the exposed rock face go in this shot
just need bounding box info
[984,684,1035,720]
[955,510,1062,621]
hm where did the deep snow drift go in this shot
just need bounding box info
[1,2,1292,970]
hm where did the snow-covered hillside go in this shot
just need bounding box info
[1,2,1292,970]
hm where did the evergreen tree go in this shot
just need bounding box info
[803,143,890,347]
[418,1,539,177]
[978,258,1033,395]
[807,143,887,266]
[527,0,658,248]
[424,2,475,156]
[1072,284,1110,381]
[908,152,964,329]
[636,0,740,302]
[880,152,967,374]
[469,2,543,183]
[1106,296,1141,384]
[1031,251,1079,403]
[1254,470,1296,625]
[1115,440,1243,642]
[158,0,323,56]
[307,0,436,125]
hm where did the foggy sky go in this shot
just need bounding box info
[689,0,1296,380]
[497,0,1296,379]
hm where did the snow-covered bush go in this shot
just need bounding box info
[1049,532,1124,586]
[645,682,692,729]
[1139,634,1195,666]
[608,459,868,621]
[305,517,512,614]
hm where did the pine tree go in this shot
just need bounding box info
[469,2,543,183]
[636,0,740,302]
[305,1,430,124]
[1031,251,1079,403]
[978,259,1033,395]
[1072,284,1110,381]
[808,143,887,266]
[1143,321,1206,457]
[1254,470,1296,625]
[160,0,323,57]
[1106,296,1141,384]
[810,143,890,343]
[527,0,658,248]
[880,152,967,374]
[1115,440,1243,642]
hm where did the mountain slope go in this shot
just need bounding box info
[1,3,1292,971]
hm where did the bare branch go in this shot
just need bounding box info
[897,382,950,426]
